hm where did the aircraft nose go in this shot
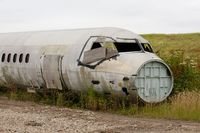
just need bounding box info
[134,60,173,103]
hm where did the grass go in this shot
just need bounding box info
[133,91,200,121]
[2,87,200,121]
[142,33,200,58]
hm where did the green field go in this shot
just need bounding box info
[142,33,200,58]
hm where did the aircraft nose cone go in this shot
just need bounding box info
[134,60,173,103]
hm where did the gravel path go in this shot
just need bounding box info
[0,97,199,133]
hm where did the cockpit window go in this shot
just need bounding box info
[141,43,153,53]
[114,42,141,52]
[91,42,117,51]
[91,42,102,49]
[91,42,142,53]
[103,42,117,51]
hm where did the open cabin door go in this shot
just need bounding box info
[40,54,63,90]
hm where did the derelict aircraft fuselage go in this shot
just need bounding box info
[0,27,173,103]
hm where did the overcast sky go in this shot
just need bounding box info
[0,0,199,33]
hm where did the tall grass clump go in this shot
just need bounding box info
[139,91,200,121]
[170,91,200,120]
[77,87,138,111]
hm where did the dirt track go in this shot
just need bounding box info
[0,97,199,133]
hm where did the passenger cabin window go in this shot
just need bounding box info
[1,53,30,63]
[19,54,23,63]
[114,42,141,52]
[13,53,17,63]
[1,53,5,62]
[7,53,11,62]
[141,43,153,53]
[25,54,30,63]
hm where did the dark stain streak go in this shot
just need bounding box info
[91,80,100,85]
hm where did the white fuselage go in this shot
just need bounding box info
[0,28,173,103]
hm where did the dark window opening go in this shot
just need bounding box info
[7,53,11,62]
[141,43,153,53]
[114,42,141,52]
[19,54,23,63]
[13,53,17,63]
[1,53,5,62]
[25,54,30,63]
[91,42,102,49]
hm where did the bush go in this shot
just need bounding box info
[162,50,200,92]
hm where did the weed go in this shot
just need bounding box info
[56,92,64,107]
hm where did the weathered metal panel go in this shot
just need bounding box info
[0,28,149,47]
[41,55,62,90]
[82,47,106,64]
[106,48,118,59]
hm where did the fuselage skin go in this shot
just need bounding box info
[0,28,173,103]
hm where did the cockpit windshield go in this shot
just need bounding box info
[114,42,141,52]
[141,43,153,53]
[90,42,153,53]
[91,42,142,52]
